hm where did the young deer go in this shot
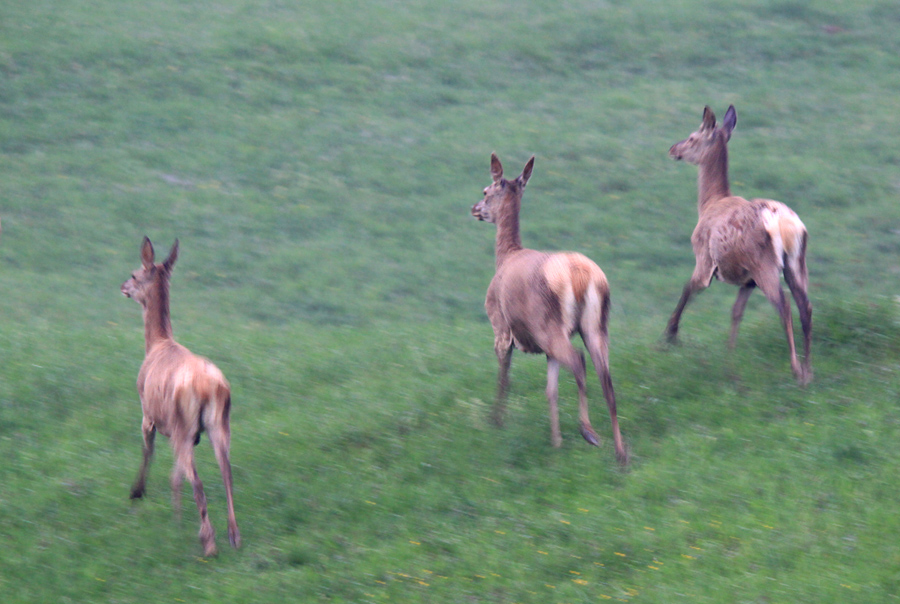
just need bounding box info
[472,154,627,464]
[665,105,812,385]
[121,237,240,556]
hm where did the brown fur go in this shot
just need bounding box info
[472,154,627,463]
[122,237,241,556]
[665,105,812,384]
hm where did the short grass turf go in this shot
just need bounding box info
[2,0,900,602]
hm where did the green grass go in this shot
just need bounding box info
[2,0,900,602]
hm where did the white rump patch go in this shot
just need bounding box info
[760,202,805,268]
[760,208,784,268]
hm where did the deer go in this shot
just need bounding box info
[665,105,812,385]
[121,237,240,557]
[471,153,628,464]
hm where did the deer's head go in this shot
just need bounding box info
[121,237,179,305]
[471,153,534,223]
[669,105,736,165]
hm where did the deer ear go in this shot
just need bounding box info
[518,155,535,187]
[490,153,503,183]
[701,106,716,131]
[140,236,155,269]
[163,239,179,272]
[721,105,737,141]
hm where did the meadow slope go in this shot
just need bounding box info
[1,1,900,602]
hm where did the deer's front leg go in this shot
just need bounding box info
[665,254,716,342]
[492,336,513,427]
[130,417,156,499]
[486,290,514,427]
[728,284,755,349]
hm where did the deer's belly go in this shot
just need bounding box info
[709,236,755,285]
[713,262,753,286]
[509,320,544,354]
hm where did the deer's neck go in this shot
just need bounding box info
[494,196,523,267]
[697,138,731,213]
[142,279,174,352]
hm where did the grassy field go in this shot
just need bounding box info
[2,0,900,602]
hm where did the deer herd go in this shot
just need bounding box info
[109,105,813,555]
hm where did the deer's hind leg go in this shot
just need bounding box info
[206,403,241,549]
[130,416,156,500]
[545,357,563,447]
[784,260,812,385]
[545,338,593,448]
[173,433,217,557]
[169,455,184,519]
[582,303,628,464]
[755,269,803,383]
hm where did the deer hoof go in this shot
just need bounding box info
[579,425,600,447]
[129,486,145,500]
[200,532,218,557]
[490,410,505,428]
[791,364,812,387]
